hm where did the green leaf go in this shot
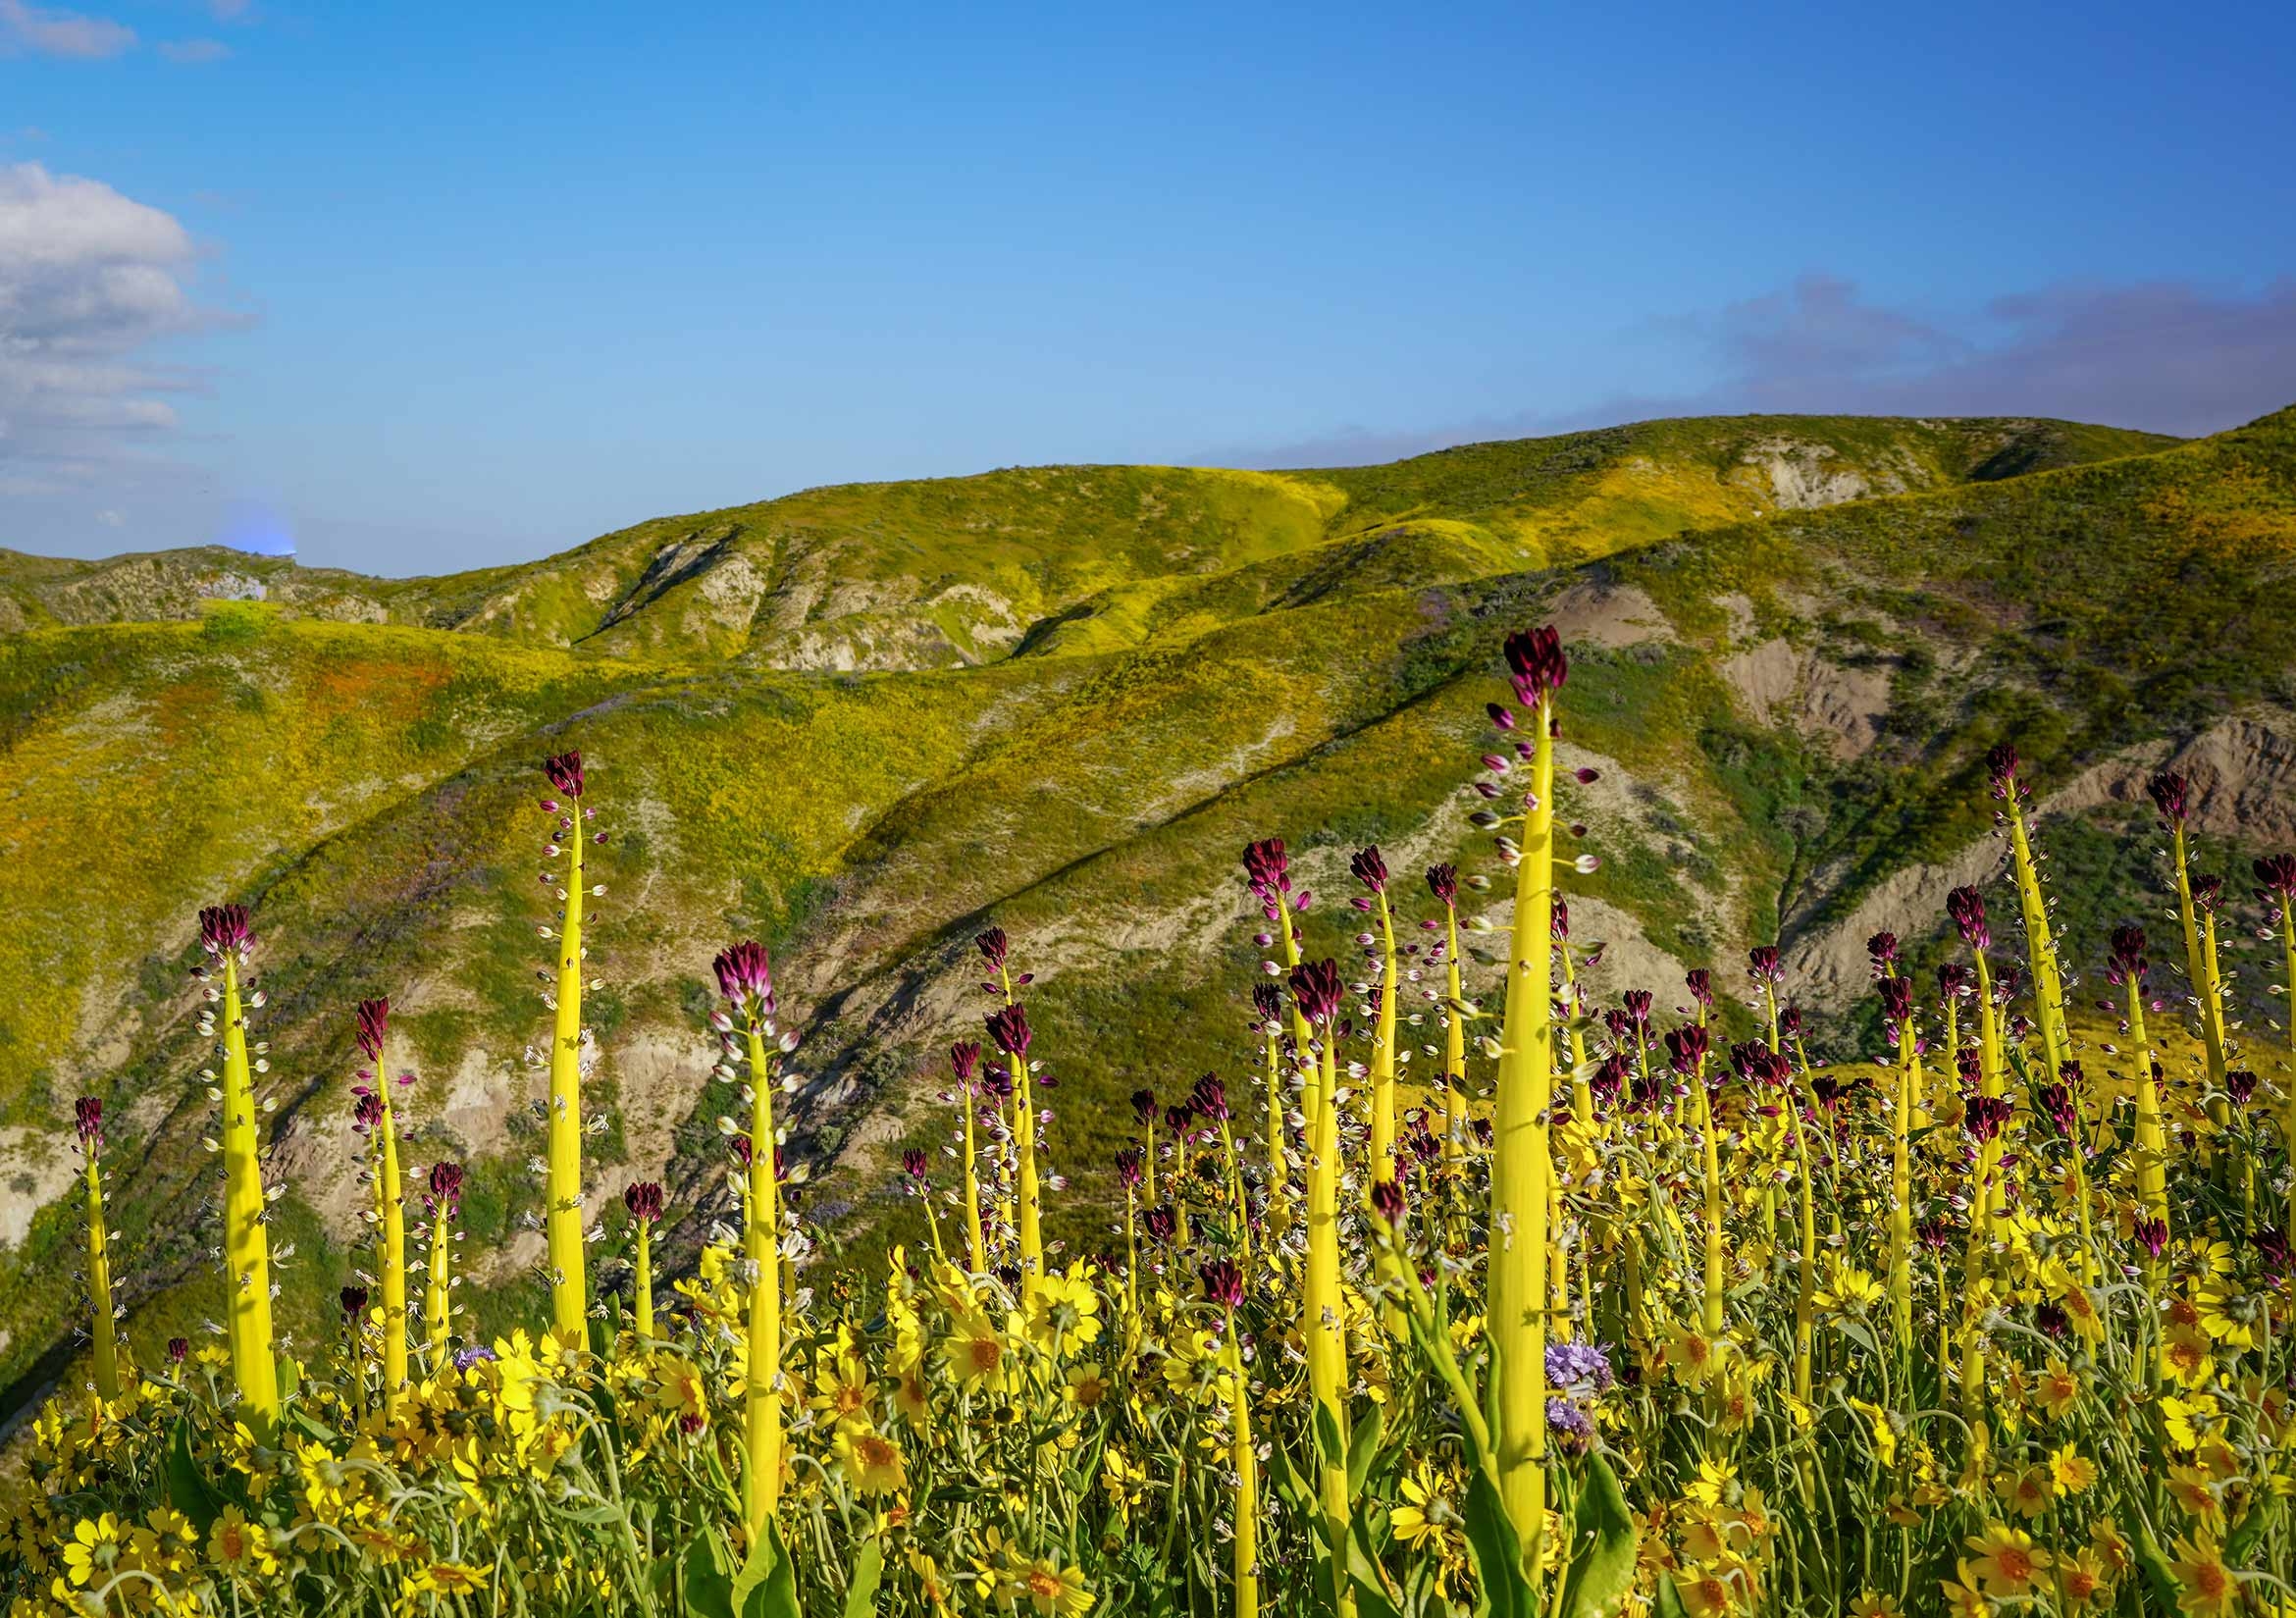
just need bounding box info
[2228,1493,2281,1565]
[842,1538,884,1618]
[2134,1526,2181,1613]
[1347,1399,1385,1501]
[1346,1512,1407,1618]
[165,1418,226,1536]
[1557,1454,1638,1618]
[732,1514,802,1618]
[1461,1465,1535,1618]
[681,1527,737,1618]
[1651,1573,1689,1618]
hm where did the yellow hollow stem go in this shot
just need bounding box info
[425,1199,454,1361]
[1889,1024,1919,1354]
[1371,890,1399,1184]
[962,1086,987,1273]
[632,1221,654,1340]
[82,1149,119,1402]
[1303,1033,1353,1615]
[1441,908,1467,1158]
[373,1037,409,1418]
[218,955,278,1429]
[1488,691,1554,1568]
[1227,1318,1259,1618]
[2005,800,2071,1081]
[2127,982,2169,1228]
[743,1025,785,1536]
[1263,1027,1290,1242]
[546,828,589,1341]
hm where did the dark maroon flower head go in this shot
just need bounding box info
[1956,1048,1982,1086]
[428,1160,465,1211]
[624,1180,665,1222]
[2133,1216,2169,1260]
[1664,1022,1709,1077]
[1350,847,1389,894]
[2034,1301,2069,1339]
[1130,1087,1159,1127]
[1878,976,1913,1025]
[1426,862,1459,908]
[1190,1073,1229,1122]
[354,997,390,1062]
[2252,1226,2293,1279]
[2146,770,2189,829]
[1811,1072,1847,1111]
[1592,1053,1629,1111]
[74,1096,102,1146]
[1916,1216,1957,1253]
[713,941,775,1021]
[1115,1146,1145,1188]
[1368,1176,1408,1227]
[352,1093,384,1132]
[1622,989,1652,1028]
[1748,946,1782,985]
[2227,1070,2259,1106]
[1985,743,2021,795]
[167,1336,189,1365]
[949,1041,981,1086]
[985,1003,1032,1059]
[1779,1005,1802,1041]
[1163,1102,1195,1137]
[2255,853,2296,903]
[1866,932,1899,975]
[2107,924,2148,984]
[1684,968,1713,1011]
[2036,1082,2078,1137]
[981,1065,1014,1100]
[2191,872,2223,914]
[1242,839,1291,900]
[1142,1205,1179,1246]
[543,750,585,800]
[340,1284,369,1319]
[1289,959,1345,1027]
[1250,983,1283,1026]
[198,903,252,956]
[1470,1117,1494,1148]
[1200,1256,1246,1307]
[900,1148,929,1181]
[1946,886,1989,950]
[1502,624,1568,704]
[1730,1040,1790,1088]
[1548,898,1572,943]
[1962,1095,2014,1143]
[975,927,1010,970]
[1938,963,1970,1002]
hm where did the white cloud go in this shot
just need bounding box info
[0,0,133,59]
[159,36,231,63]
[0,162,228,499]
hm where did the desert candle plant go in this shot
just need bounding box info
[196,903,279,1429]
[622,1180,663,1339]
[1427,862,1467,1157]
[422,1161,462,1360]
[352,998,410,1415]
[1350,845,1401,1186]
[1288,954,1353,1610]
[75,1098,120,1403]
[1487,623,1565,1569]
[539,751,597,1341]
[713,940,792,1536]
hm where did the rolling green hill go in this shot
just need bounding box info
[14,404,2294,1420]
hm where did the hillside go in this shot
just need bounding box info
[12,404,2295,1421]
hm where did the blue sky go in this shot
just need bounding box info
[3,1,2293,575]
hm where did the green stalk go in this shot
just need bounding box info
[76,1104,119,1402]
[1487,652,1556,1570]
[212,929,279,1429]
[545,809,590,1343]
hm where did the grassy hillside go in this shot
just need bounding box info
[13,404,2291,1416]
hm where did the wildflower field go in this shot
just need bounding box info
[8,606,2296,1618]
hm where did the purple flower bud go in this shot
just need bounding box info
[1250,984,1282,1025]
[1369,1176,1407,1226]
[428,1161,464,1211]
[543,750,585,800]
[951,1041,981,1084]
[2254,853,2296,903]
[167,1336,188,1364]
[74,1097,102,1146]
[1242,839,1291,900]
[1748,945,1782,985]
[1684,969,1713,1010]
[1866,931,1899,974]
[1486,702,1517,731]
[2146,770,2189,829]
[198,903,252,955]
[355,997,390,1062]
[1426,863,1458,908]
[2108,924,2148,983]
[2227,1069,2258,1106]
[1190,1073,1229,1122]
[624,1180,664,1222]
[1878,976,1913,1024]
[352,1093,383,1132]
[1142,1205,1179,1245]
[975,927,1010,969]
[339,1284,368,1319]
[1349,846,1388,893]
[1502,624,1568,703]
[2191,872,2223,914]
[1664,1023,1709,1077]
[1115,1146,1145,1188]
[1946,886,1989,950]
[1622,989,1652,1027]
[1199,1257,1245,1307]
[2133,1216,2169,1260]
[986,1003,1032,1058]
[1961,1095,2013,1143]
[1289,959,1344,1027]
[713,941,776,1020]
[1131,1088,1159,1126]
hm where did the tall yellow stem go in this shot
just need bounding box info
[218,953,278,1428]
[546,826,590,1340]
